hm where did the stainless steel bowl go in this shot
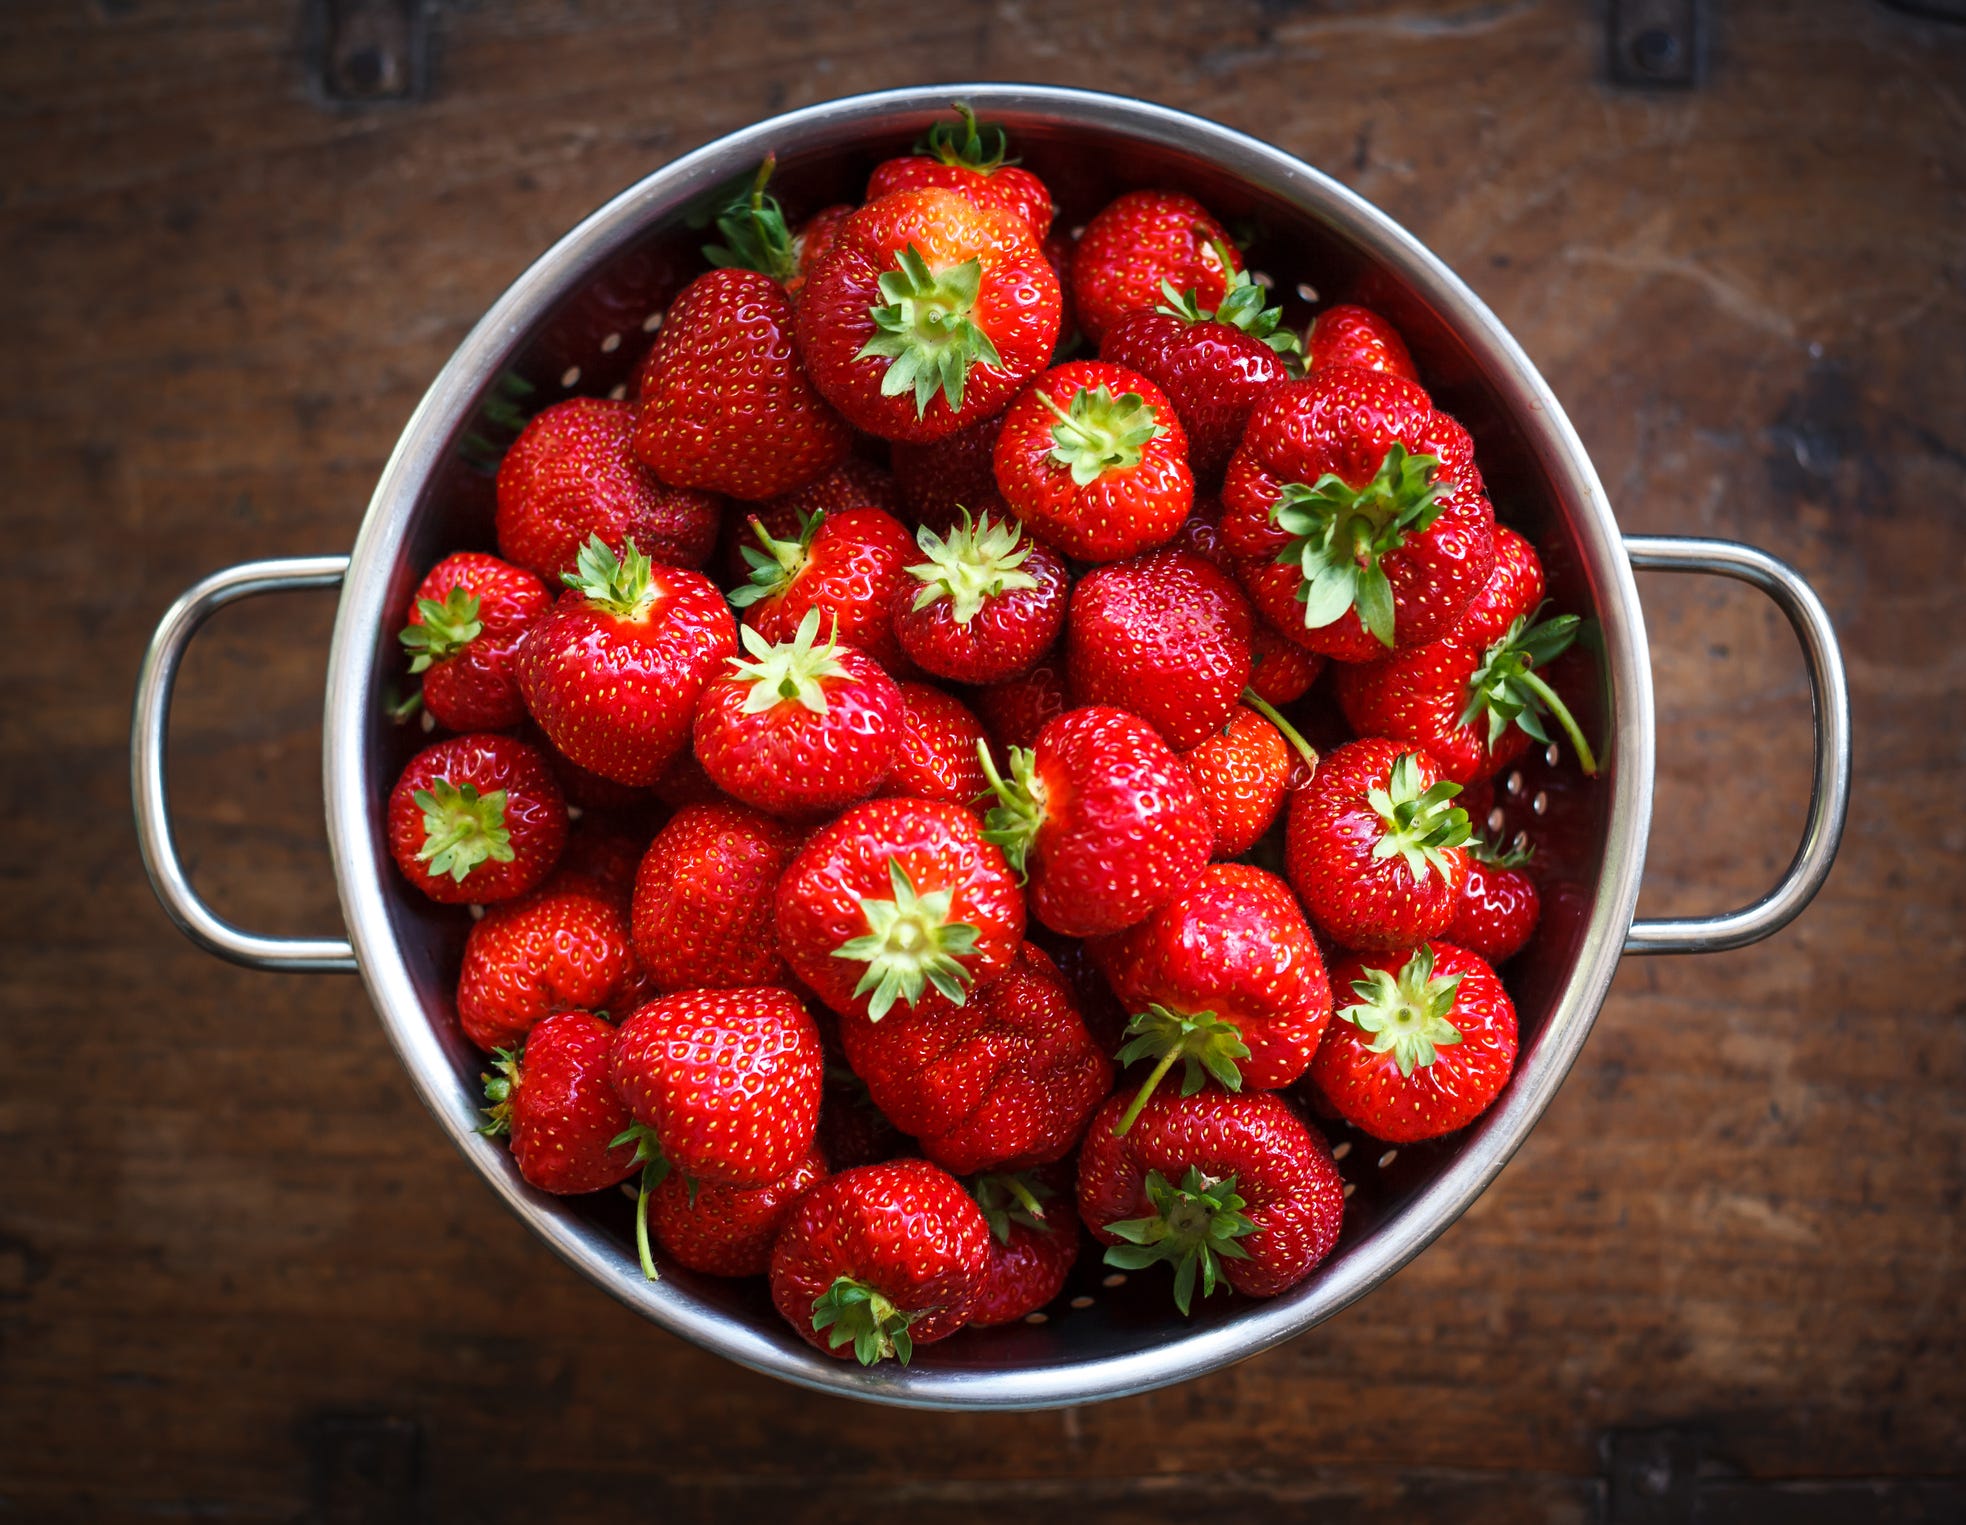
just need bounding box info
[132,84,1851,1409]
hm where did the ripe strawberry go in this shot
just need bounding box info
[890,411,1005,531]
[496,397,721,581]
[1064,547,1253,750]
[1305,303,1418,382]
[1076,1088,1344,1313]
[692,609,903,818]
[837,942,1112,1175]
[965,1164,1080,1326]
[865,102,1054,239]
[455,872,637,1050]
[728,505,916,673]
[630,801,800,992]
[775,797,1026,1023]
[397,552,549,732]
[1311,941,1517,1142]
[1449,836,1541,964]
[478,1011,638,1194]
[386,733,568,905]
[610,986,823,1276]
[516,536,736,786]
[892,509,1069,682]
[770,1157,991,1364]
[1221,366,1496,660]
[648,1146,827,1277]
[1093,864,1333,1128]
[1178,703,1293,858]
[796,187,1061,443]
[993,360,1194,562]
[980,705,1211,938]
[887,681,993,809]
[971,646,1069,752]
[1248,622,1324,706]
[713,458,900,588]
[1285,738,1471,951]
[1071,190,1241,347]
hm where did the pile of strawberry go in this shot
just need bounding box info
[384,106,1598,1367]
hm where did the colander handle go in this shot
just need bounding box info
[1622,536,1851,955]
[132,556,359,974]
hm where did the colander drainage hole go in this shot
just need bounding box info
[1377,1149,1398,1169]
[560,366,582,388]
[601,332,622,353]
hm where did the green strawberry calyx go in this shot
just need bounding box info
[916,100,1016,172]
[1102,1166,1256,1317]
[729,511,821,610]
[1155,234,1303,362]
[726,606,851,716]
[907,509,1042,625]
[812,1274,924,1366]
[607,1121,675,1282]
[702,153,799,285]
[969,1170,1058,1244]
[1112,1005,1252,1138]
[476,1045,522,1138]
[975,741,1048,879]
[1338,943,1465,1077]
[1038,382,1165,487]
[1270,441,1445,649]
[1459,604,1599,775]
[856,245,1004,419]
[563,533,660,621]
[833,857,983,1021]
[1367,752,1471,886]
[398,585,483,673]
[414,778,514,884]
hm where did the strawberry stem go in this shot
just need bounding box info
[1239,688,1319,774]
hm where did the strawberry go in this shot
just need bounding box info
[386,733,568,905]
[692,608,903,818]
[495,397,721,581]
[1285,738,1471,951]
[1311,942,1517,1142]
[1305,303,1418,382]
[769,1157,991,1364]
[887,681,992,809]
[865,102,1054,239]
[979,705,1211,938]
[516,536,736,786]
[837,942,1112,1175]
[455,872,637,1050]
[775,796,1025,1023]
[397,552,549,732]
[648,1146,827,1277]
[890,411,1005,531]
[1092,864,1333,1129]
[630,801,800,992]
[891,509,1069,682]
[796,187,1061,443]
[713,458,900,588]
[609,986,823,1276]
[1221,366,1496,660]
[971,646,1069,752]
[1076,1088,1344,1313]
[478,1011,638,1195]
[1247,622,1324,706]
[992,360,1194,562]
[965,1164,1080,1326]
[1178,703,1293,859]
[1064,547,1253,751]
[633,161,854,499]
[727,505,917,673]
[1070,190,1241,347]
[1449,836,1541,964]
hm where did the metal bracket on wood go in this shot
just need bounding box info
[306,0,430,104]
[1607,0,1707,88]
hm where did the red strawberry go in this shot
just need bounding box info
[775,797,1026,1023]
[890,411,1006,531]
[1093,864,1333,1127]
[386,733,568,905]
[496,397,721,581]
[397,552,549,732]
[865,102,1054,239]
[796,187,1061,443]
[965,1164,1080,1326]
[479,1011,638,1194]
[1248,622,1324,706]
[887,681,993,809]
[1311,941,1517,1142]
[837,942,1112,1175]
[980,705,1211,938]
[892,509,1069,682]
[516,536,736,786]
[714,458,900,588]
[630,801,800,992]
[993,360,1194,562]
[1070,190,1241,347]
[692,609,903,818]
[1064,547,1253,751]
[1221,367,1496,660]
[1076,1088,1344,1313]
[728,504,917,673]
[1449,836,1541,964]
[1285,738,1471,951]
[769,1158,991,1364]
[1305,303,1419,382]
[971,646,1069,752]
[1179,703,1292,858]
[455,872,637,1050]
[648,1146,827,1277]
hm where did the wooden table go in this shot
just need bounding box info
[5,3,1962,1519]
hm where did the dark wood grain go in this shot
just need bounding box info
[3,2,1962,1519]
